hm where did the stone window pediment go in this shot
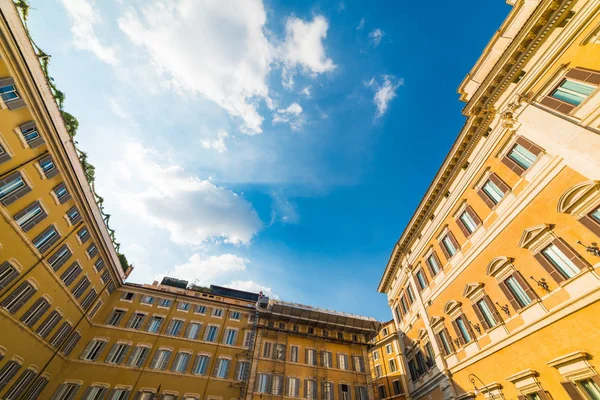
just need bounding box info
[486,256,515,280]
[557,181,600,216]
[518,224,554,251]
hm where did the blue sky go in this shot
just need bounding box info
[27,0,510,320]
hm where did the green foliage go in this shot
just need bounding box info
[14,0,128,270]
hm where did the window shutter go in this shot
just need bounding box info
[161,350,171,370]
[336,353,340,369]
[166,319,175,335]
[21,298,50,326]
[560,382,584,400]
[439,240,451,260]
[553,238,590,270]
[489,173,510,194]
[14,201,47,232]
[579,214,600,236]
[456,214,471,238]
[0,172,31,206]
[472,302,489,330]
[224,359,231,378]
[499,279,521,311]
[150,350,161,369]
[536,390,550,400]
[0,261,19,290]
[533,252,565,284]
[50,384,66,400]
[126,315,136,329]
[448,231,460,251]
[451,320,465,346]
[80,341,96,360]
[477,187,497,209]
[117,345,130,364]
[513,271,538,301]
[420,270,429,286]
[348,385,352,400]
[501,152,526,176]
[3,282,36,313]
[484,295,502,324]
[338,384,343,400]
[105,343,119,363]
[466,205,482,226]
[436,333,448,356]
[517,396,526,400]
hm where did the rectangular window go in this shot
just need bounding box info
[177,302,190,311]
[205,325,218,342]
[235,361,250,380]
[291,346,299,362]
[192,354,210,375]
[374,365,382,378]
[48,245,72,271]
[477,299,497,329]
[15,201,45,231]
[140,295,154,305]
[1,281,36,314]
[121,292,135,301]
[20,297,50,327]
[72,277,90,299]
[158,299,172,308]
[273,375,284,395]
[505,275,532,308]
[22,376,49,400]
[551,79,595,106]
[416,269,428,290]
[94,259,104,272]
[39,158,56,174]
[306,380,318,400]
[388,359,397,372]
[150,349,172,370]
[392,380,403,396]
[4,368,36,400]
[459,210,478,234]
[263,342,272,358]
[50,322,72,348]
[0,174,24,199]
[51,383,81,400]
[323,351,332,367]
[256,373,271,393]
[356,386,368,400]
[541,243,581,279]
[377,385,386,399]
[146,316,164,333]
[338,353,348,370]
[82,386,109,400]
[167,319,184,336]
[127,345,150,367]
[126,313,146,330]
[81,289,97,311]
[33,226,60,252]
[441,235,457,257]
[88,300,102,319]
[372,350,379,360]
[66,207,80,224]
[591,207,600,223]
[172,352,191,373]
[100,270,110,285]
[86,244,98,258]
[230,311,241,320]
[61,262,82,286]
[0,261,19,290]
[439,329,452,355]
[214,358,230,378]
[482,180,505,204]
[0,82,18,101]
[106,309,125,326]
[77,227,89,242]
[455,316,472,344]
[212,308,223,317]
[243,331,252,348]
[80,339,107,361]
[508,143,537,170]
[426,253,441,276]
[307,348,316,365]
[323,382,333,400]
[353,355,364,372]
[195,304,206,314]
[61,331,81,356]
[385,343,393,354]
[286,377,299,397]
[36,310,61,338]
[53,184,69,202]
[400,296,409,314]
[223,328,237,345]
[186,322,202,340]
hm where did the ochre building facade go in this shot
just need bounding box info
[379,0,600,399]
[0,2,381,400]
[367,321,407,400]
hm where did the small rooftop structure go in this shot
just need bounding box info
[260,299,381,339]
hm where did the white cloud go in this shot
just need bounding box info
[269,191,299,225]
[356,18,365,30]
[58,0,117,64]
[201,130,229,153]
[116,142,262,245]
[163,253,248,285]
[118,0,273,134]
[280,16,336,88]
[118,1,335,134]
[225,280,279,299]
[300,86,312,98]
[273,102,304,130]
[366,75,403,119]
[368,29,384,47]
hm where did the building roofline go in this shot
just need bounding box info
[0,0,126,283]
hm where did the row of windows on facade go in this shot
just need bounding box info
[255,374,369,400]
[52,383,202,400]
[119,291,243,320]
[260,342,365,372]
[105,308,247,345]
[375,380,404,400]
[78,338,250,379]
[264,320,364,342]
[371,342,396,362]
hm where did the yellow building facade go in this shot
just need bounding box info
[0,2,382,399]
[367,321,407,400]
[378,0,600,399]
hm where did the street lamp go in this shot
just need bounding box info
[469,373,495,399]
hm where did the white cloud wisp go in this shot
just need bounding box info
[117,142,262,245]
[366,75,403,119]
[272,102,304,130]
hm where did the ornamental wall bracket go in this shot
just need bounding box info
[500,99,523,130]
